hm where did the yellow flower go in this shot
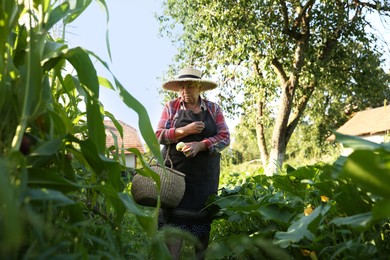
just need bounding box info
[321,195,329,202]
[301,249,311,256]
[304,205,314,216]
[301,249,318,260]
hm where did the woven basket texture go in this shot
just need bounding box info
[131,164,186,208]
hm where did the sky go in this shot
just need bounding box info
[68,1,390,142]
[68,1,178,136]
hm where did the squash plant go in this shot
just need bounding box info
[0,0,169,258]
[208,133,390,259]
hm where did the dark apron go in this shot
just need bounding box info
[161,108,220,224]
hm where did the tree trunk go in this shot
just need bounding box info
[256,97,269,167]
[253,61,269,167]
[265,37,307,175]
[264,81,292,176]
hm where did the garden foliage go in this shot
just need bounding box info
[207,133,390,259]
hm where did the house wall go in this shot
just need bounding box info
[363,134,385,143]
[340,133,386,156]
[124,154,136,168]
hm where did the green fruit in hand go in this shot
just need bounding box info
[176,142,185,151]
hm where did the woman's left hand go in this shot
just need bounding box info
[182,141,206,157]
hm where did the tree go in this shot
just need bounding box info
[158,0,390,175]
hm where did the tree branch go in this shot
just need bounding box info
[278,0,314,44]
[293,0,315,31]
[286,84,315,142]
[253,61,269,165]
[279,0,290,33]
[271,58,288,85]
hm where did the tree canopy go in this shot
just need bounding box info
[159,0,390,175]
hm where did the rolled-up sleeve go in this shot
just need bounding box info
[202,103,230,154]
[155,100,178,145]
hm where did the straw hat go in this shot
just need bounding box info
[162,67,217,92]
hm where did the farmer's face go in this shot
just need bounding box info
[179,83,201,105]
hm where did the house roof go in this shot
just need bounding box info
[104,120,145,154]
[335,106,390,137]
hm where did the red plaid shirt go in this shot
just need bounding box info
[156,97,230,153]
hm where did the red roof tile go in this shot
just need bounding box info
[104,120,145,154]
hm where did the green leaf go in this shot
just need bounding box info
[330,212,372,229]
[333,181,372,215]
[41,41,68,71]
[371,199,390,220]
[274,204,330,248]
[12,14,46,152]
[45,1,70,31]
[26,188,75,207]
[28,167,81,192]
[29,138,62,156]
[290,165,318,180]
[65,0,93,24]
[115,78,163,164]
[258,204,295,227]
[28,138,63,167]
[129,148,161,189]
[95,0,112,61]
[64,202,85,224]
[65,47,105,153]
[0,158,23,250]
[272,174,307,198]
[118,192,157,237]
[340,150,390,199]
[335,132,390,152]
[78,138,102,171]
[89,51,163,165]
[118,193,150,217]
[98,76,115,91]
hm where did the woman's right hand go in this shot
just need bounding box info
[175,121,205,138]
[185,121,205,134]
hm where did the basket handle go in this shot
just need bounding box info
[149,145,174,169]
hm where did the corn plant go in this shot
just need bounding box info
[0,0,169,258]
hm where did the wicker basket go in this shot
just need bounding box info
[131,158,186,209]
